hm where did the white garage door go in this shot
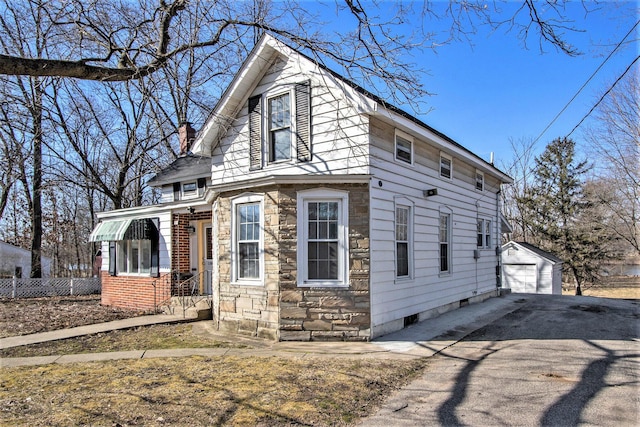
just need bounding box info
[503,264,537,293]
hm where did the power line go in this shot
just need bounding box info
[566,54,640,138]
[530,19,640,146]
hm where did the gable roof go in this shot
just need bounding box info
[190,33,512,184]
[148,154,211,187]
[503,241,564,264]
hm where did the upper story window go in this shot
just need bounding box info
[182,182,197,194]
[297,189,349,287]
[440,153,452,179]
[248,81,311,170]
[174,178,206,201]
[268,93,291,162]
[475,171,484,191]
[395,130,413,164]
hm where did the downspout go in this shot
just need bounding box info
[211,194,221,330]
[496,189,502,291]
[475,200,480,295]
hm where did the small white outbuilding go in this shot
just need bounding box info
[501,241,563,294]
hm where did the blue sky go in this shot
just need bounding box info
[309,1,639,165]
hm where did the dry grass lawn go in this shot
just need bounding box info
[562,286,639,299]
[1,356,427,426]
[1,296,429,425]
[0,323,247,358]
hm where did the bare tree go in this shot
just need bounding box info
[582,69,640,256]
[0,0,61,277]
[500,137,538,242]
[0,0,586,107]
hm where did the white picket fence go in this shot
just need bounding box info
[0,277,101,298]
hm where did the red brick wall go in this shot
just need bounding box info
[172,215,191,273]
[100,271,171,311]
[172,212,212,273]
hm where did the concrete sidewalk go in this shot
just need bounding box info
[1,293,525,368]
[0,314,190,350]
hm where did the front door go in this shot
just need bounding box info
[189,222,213,295]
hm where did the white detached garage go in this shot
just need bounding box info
[501,242,563,294]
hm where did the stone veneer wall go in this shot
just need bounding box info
[215,188,280,340]
[278,183,371,341]
[215,183,371,341]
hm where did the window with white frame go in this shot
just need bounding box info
[475,171,484,191]
[232,195,264,283]
[395,131,413,164]
[117,240,152,275]
[440,153,452,179]
[249,81,311,169]
[297,189,349,287]
[182,182,197,194]
[268,93,291,162]
[395,204,412,278]
[484,219,492,248]
[477,218,492,248]
[439,213,451,273]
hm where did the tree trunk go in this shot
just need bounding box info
[30,77,43,279]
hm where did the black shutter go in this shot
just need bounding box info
[197,177,206,189]
[150,218,160,277]
[108,241,117,276]
[248,95,262,170]
[173,182,181,201]
[295,81,311,162]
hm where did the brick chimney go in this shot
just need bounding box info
[178,121,196,155]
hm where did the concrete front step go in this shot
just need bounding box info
[161,297,213,320]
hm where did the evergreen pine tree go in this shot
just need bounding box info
[517,137,607,295]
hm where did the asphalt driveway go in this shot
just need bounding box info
[362,294,639,426]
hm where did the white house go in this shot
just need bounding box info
[501,241,563,294]
[0,241,52,278]
[90,34,513,341]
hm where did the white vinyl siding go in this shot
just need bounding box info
[210,54,370,185]
[368,117,502,337]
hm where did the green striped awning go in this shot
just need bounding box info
[89,219,131,242]
[89,218,158,242]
